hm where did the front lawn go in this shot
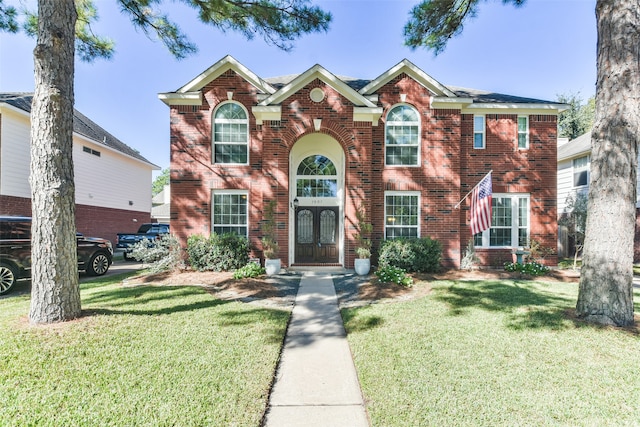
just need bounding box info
[0,272,290,426]
[344,277,640,426]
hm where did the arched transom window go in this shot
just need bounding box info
[385,104,420,166]
[296,155,338,197]
[213,102,248,164]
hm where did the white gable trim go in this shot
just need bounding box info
[359,59,456,98]
[258,64,377,108]
[159,55,276,104]
[158,92,202,106]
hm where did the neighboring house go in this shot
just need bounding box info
[0,93,159,244]
[151,185,170,223]
[159,55,565,269]
[557,130,640,261]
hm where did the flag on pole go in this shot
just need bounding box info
[470,172,492,235]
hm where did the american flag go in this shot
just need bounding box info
[470,172,492,235]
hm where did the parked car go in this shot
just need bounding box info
[0,216,113,295]
[117,223,169,259]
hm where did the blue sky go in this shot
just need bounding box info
[0,0,597,174]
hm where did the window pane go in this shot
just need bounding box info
[474,133,484,148]
[518,117,527,132]
[518,133,527,148]
[474,116,484,132]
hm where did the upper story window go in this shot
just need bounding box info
[474,115,485,149]
[296,155,338,198]
[517,116,529,149]
[573,156,589,187]
[385,105,420,166]
[213,102,249,164]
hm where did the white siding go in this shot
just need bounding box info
[0,110,31,198]
[74,138,153,212]
[1,109,154,213]
[557,159,575,213]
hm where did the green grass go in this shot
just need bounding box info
[0,272,290,427]
[343,278,640,426]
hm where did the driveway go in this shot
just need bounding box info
[0,258,144,298]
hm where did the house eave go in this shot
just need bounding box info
[158,92,202,106]
[353,107,384,126]
[360,59,456,98]
[252,106,282,125]
[461,103,568,114]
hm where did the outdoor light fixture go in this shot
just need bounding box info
[293,197,299,209]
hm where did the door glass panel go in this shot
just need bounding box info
[297,209,314,244]
[319,209,336,244]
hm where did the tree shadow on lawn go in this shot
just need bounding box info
[432,279,607,332]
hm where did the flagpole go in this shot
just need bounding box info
[454,170,493,209]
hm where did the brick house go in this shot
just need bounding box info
[159,55,564,269]
[0,93,159,244]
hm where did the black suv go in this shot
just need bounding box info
[0,216,113,295]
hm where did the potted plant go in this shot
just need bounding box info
[261,200,281,275]
[354,204,373,275]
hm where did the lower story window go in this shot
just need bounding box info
[212,191,248,237]
[385,192,419,239]
[474,194,529,247]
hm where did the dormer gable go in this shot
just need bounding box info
[258,64,376,108]
[158,55,276,106]
[360,59,456,98]
[254,64,382,125]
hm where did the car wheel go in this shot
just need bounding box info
[87,252,110,276]
[0,263,18,295]
[123,251,131,261]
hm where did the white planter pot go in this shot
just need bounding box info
[354,258,371,276]
[265,259,281,276]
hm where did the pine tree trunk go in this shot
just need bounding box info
[28,0,81,324]
[576,0,638,326]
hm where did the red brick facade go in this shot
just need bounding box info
[163,57,561,269]
[0,194,150,245]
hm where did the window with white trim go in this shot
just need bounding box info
[517,116,529,149]
[212,191,248,237]
[474,194,529,247]
[213,102,249,164]
[385,105,420,166]
[296,155,338,197]
[384,192,419,239]
[573,156,589,187]
[474,115,485,149]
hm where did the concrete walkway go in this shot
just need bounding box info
[263,272,369,427]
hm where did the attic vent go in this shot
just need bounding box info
[83,146,101,157]
[310,88,325,103]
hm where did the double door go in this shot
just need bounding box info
[295,206,339,263]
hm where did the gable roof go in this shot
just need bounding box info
[158,55,276,105]
[159,55,567,113]
[0,93,157,167]
[558,131,591,161]
[259,63,376,108]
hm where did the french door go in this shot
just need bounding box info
[295,206,339,263]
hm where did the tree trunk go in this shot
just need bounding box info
[28,0,81,324]
[576,0,638,327]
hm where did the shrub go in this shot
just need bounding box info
[375,265,413,287]
[504,261,549,276]
[378,237,442,273]
[186,233,250,271]
[128,234,183,273]
[233,262,266,279]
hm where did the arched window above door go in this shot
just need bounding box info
[296,155,338,197]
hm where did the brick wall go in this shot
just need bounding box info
[0,194,151,245]
[167,69,560,269]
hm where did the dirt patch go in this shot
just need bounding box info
[124,270,285,304]
[122,267,581,308]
